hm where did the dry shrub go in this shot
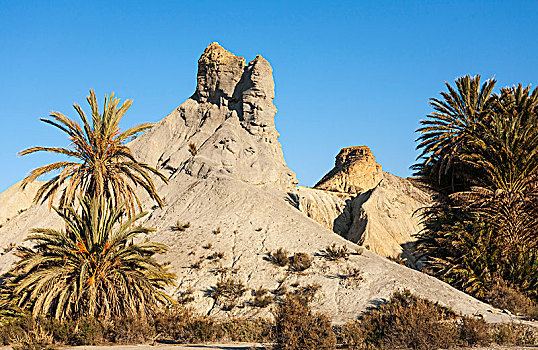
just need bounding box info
[491,323,538,346]
[219,318,273,342]
[209,277,246,311]
[459,316,490,347]
[251,287,273,308]
[484,281,538,319]
[188,142,197,156]
[172,220,191,232]
[154,307,272,344]
[324,244,350,261]
[154,307,216,343]
[360,290,459,349]
[289,252,312,272]
[3,317,53,350]
[341,266,363,286]
[294,283,321,304]
[269,248,289,267]
[338,290,501,349]
[274,294,336,350]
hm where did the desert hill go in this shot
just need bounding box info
[0,43,517,323]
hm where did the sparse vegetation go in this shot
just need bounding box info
[294,283,321,304]
[2,243,15,254]
[268,248,289,267]
[202,242,212,249]
[289,252,312,272]
[274,293,336,350]
[324,243,350,261]
[251,287,272,308]
[188,142,198,156]
[176,288,195,305]
[272,285,288,296]
[213,226,221,234]
[191,257,205,269]
[207,251,225,261]
[340,266,363,286]
[209,277,246,311]
[172,220,191,232]
[0,308,274,347]
[484,282,538,319]
[337,289,537,349]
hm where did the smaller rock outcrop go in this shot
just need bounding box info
[291,146,430,264]
[314,146,382,194]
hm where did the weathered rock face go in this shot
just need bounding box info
[0,43,515,323]
[0,180,43,227]
[132,42,297,190]
[314,146,382,194]
[292,148,430,265]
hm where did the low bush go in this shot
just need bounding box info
[294,283,322,304]
[324,244,350,261]
[172,220,191,232]
[337,289,538,349]
[289,252,312,272]
[269,248,289,267]
[484,281,538,319]
[208,277,246,311]
[251,287,273,308]
[188,142,197,156]
[274,294,336,350]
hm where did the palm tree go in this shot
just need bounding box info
[7,196,175,320]
[415,78,538,304]
[451,84,538,251]
[414,75,496,193]
[20,90,168,217]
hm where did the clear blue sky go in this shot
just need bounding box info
[1,0,536,192]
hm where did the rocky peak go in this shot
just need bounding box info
[195,42,246,103]
[130,42,297,190]
[314,146,382,194]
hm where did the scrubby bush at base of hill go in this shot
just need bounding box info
[273,294,336,350]
[0,308,273,347]
[1,291,536,349]
[484,282,538,320]
[336,289,538,349]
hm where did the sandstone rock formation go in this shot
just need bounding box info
[314,146,383,194]
[0,43,519,324]
[290,147,430,263]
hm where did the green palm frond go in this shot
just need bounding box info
[20,90,168,217]
[6,196,176,320]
